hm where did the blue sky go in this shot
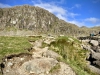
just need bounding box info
[0,0,100,27]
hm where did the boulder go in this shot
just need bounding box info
[1,51,76,75]
[95,46,100,52]
[91,46,98,52]
[93,60,100,68]
[42,50,61,59]
[91,52,100,60]
[89,40,99,46]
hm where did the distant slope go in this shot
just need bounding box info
[0,5,99,36]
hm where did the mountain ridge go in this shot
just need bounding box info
[0,5,99,36]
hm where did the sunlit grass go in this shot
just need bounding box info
[0,36,33,62]
[49,36,97,75]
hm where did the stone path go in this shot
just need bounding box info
[1,37,76,75]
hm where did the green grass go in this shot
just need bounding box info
[0,36,34,62]
[0,36,42,75]
[0,36,97,75]
[49,36,97,75]
[49,63,61,73]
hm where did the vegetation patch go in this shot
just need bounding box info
[49,63,61,73]
[0,36,34,62]
[49,36,97,75]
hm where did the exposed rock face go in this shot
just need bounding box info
[0,5,79,35]
[81,38,100,74]
[0,5,100,36]
[89,40,99,46]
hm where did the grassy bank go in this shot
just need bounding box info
[0,36,98,75]
[0,35,43,61]
[49,36,97,75]
[0,36,33,62]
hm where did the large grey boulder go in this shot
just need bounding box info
[89,40,99,46]
[91,52,100,60]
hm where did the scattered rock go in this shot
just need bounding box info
[89,40,99,46]
[0,38,76,75]
[80,37,100,74]
[91,52,100,60]
[93,60,100,68]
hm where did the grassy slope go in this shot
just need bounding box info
[49,36,97,75]
[0,36,33,62]
[0,36,43,75]
[0,36,98,75]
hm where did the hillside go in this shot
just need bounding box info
[0,5,100,75]
[0,5,99,36]
[0,36,98,75]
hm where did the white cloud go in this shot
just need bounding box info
[95,24,100,26]
[75,4,81,8]
[92,0,100,3]
[0,3,11,8]
[56,14,67,21]
[34,3,67,21]
[85,17,100,23]
[70,4,81,9]
[68,13,79,18]
[35,3,66,15]
[34,3,80,21]
[32,0,100,27]
[34,2,82,26]
[68,20,85,27]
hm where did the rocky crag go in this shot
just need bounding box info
[81,36,100,74]
[0,5,100,36]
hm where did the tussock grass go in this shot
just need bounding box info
[49,36,97,75]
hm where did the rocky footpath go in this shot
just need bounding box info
[0,36,76,75]
[81,38,100,74]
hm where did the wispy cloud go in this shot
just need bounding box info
[95,24,100,26]
[34,2,82,27]
[68,20,85,27]
[68,13,80,18]
[70,4,81,9]
[85,17,100,23]
[0,3,11,8]
[75,4,81,8]
[92,0,100,3]
[34,2,79,20]
[34,3,67,21]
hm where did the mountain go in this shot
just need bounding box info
[0,5,99,36]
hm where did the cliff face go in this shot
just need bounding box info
[0,5,99,36]
[0,5,58,32]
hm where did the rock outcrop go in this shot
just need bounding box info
[0,5,100,36]
[81,37,100,74]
